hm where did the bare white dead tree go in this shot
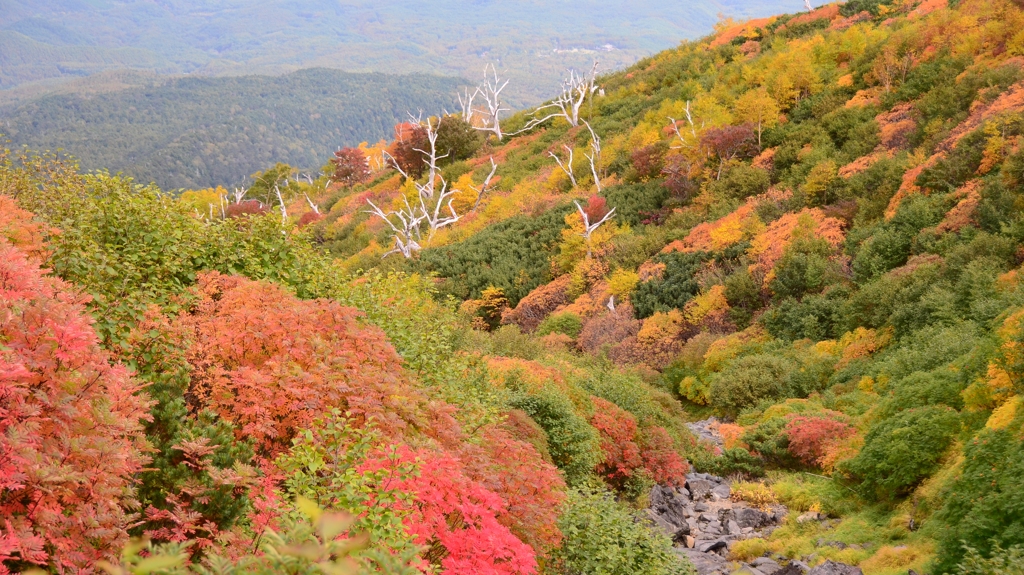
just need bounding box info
[231,186,249,204]
[365,197,424,258]
[273,184,288,224]
[475,64,511,141]
[457,86,481,124]
[574,199,616,259]
[668,101,703,150]
[304,193,321,214]
[804,0,813,11]
[471,157,499,211]
[522,62,599,130]
[582,121,603,192]
[549,145,578,188]
[369,114,500,257]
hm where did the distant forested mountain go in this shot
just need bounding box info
[0,68,463,189]
[0,0,823,107]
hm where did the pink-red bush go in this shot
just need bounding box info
[785,415,856,467]
[639,427,689,487]
[0,236,150,572]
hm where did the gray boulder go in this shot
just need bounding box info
[688,479,715,500]
[806,561,863,575]
[677,548,730,575]
[651,485,691,528]
[725,506,773,529]
[751,557,783,574]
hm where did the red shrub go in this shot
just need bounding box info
[364,447,538,575]
[297,210,325,228]
[332,146,371,186]
[502,275,573,332]
[180,271,457,456]
[784,415,856,467]
[578,304,641,355]
[387,122,429,178]
[0,196,50,261]
[460,426,566,555]
[224,200,268,218]
[702,123,758,163]
[639,426,689,487]
[590,398,644,487]
[0,239,150,572]
[583,195,609,223]
[631,145,666,181]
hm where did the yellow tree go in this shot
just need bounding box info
[734,88,781,149]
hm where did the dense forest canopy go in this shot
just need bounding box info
[0,68,464,189]
[6,1,1024,575]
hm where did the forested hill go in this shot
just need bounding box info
[7,1,1024,575]
[0,68,463,189]
[0,0,821,106]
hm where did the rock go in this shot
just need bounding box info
[773,561,810,574]
[644,509,689,542]
[804,561,863,575]
[751,557,783,574]
[686,418,726,449]
[734,565,766,575]
[712,483,732,499]
[678,548,730,575]
[728,507,773,529]
[650,485,691,529]
[697,539,729,554]
[797,512,824,523]
[695,502,710,512]
[689,479,715,500]
[815,538,848,550]
[806,561,863,575]
[686,535,696,548]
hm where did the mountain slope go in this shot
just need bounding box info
[1,0,823,106]
[0,68,463,189]
[303,0,1024,572]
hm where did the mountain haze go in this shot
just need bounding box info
[2,0,824,106]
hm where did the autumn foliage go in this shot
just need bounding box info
[0,234,150,572]
[784,414,856,468]
[333,146,371,187]
[180,271,453,456]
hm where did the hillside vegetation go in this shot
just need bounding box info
[5,0,1024,574]
[0,0,815,106]
[0,68,463,190]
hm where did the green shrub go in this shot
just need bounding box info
[510,391,601,487]
[742,418,799,469]
[770,236,845,300]
[725,267,763,329]
[709,354,797,419]
[419,205,572,306]
[954,545,1024,575]
[844,406,960,500]
[933,426,1024,574]
[702,448,766,478]
[537,312,584,338]
[761,286,851,341]
[709,163,770,201]
[552,486,696,575]
[631,251,712,319]
[602,181,670,226]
